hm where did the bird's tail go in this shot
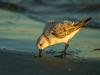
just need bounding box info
[83,17,92,24]
[74,17,92,28]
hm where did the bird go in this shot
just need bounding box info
[36,17,92,57]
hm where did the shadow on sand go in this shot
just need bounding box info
[0,49,100,75]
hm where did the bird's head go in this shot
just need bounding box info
[36,35,49,50]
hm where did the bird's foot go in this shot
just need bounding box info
[34,49,43,58]
[57,51,66,53]
[54,52,69,58]
[33,54,42,58]
[34,55,42,58]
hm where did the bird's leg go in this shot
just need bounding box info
[34,49,43,58]
[38,49,42,57]
[62,44,69,55]
[54,43,69,58]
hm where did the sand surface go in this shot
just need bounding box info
[0,49,100,75]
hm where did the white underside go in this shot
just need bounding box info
[49,29,80,45]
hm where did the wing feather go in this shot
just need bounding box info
[51,22,76,38]
[42,17,92,38]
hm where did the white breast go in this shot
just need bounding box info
[49,29,80,45]
[66,29,80,41]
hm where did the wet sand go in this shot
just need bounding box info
[0,49,100,75]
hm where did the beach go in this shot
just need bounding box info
[0,49,100,75]
[0,0,100,75]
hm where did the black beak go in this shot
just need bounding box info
[39,49,42,57]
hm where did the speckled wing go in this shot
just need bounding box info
[50,17,92,38]
[42,17,92,38]
[42,20,74,38]
[50,22,76,38]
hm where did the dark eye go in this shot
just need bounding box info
[40,43,43,46]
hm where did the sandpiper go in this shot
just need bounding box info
[36,17,92,57]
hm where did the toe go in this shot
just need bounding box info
[54,54,65,58]
[33,55,42,58]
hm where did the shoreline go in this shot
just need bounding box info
[0,49,100,75]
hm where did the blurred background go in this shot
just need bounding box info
[0,0,100,75]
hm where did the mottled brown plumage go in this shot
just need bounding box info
[43,17,92,38]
